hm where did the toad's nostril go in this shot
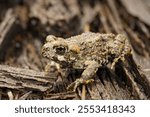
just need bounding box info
[44,47,50,51]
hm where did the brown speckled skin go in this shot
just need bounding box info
[42,32,131,89]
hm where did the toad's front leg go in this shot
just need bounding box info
[67,61,99,91]
[45,61,69,85]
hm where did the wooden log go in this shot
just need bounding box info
[0,65,56,92]
[44,91,77,100]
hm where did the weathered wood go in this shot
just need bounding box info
[44,91,77,100]
[0,65,56,92]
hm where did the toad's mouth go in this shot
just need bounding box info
[52,56,69,66]
[52,55,65,61]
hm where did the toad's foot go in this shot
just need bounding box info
[67,78,94,92]
[67,60,99,99]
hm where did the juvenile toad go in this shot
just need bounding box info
[41,32,131,91]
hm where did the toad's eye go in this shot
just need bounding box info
[53,46,67,55]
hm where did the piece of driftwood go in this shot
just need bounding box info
[0,65,56,92]
[44,91,77,100]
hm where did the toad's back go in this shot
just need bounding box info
[65,32,116,65]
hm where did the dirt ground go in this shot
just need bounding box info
[0,0,150,100]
